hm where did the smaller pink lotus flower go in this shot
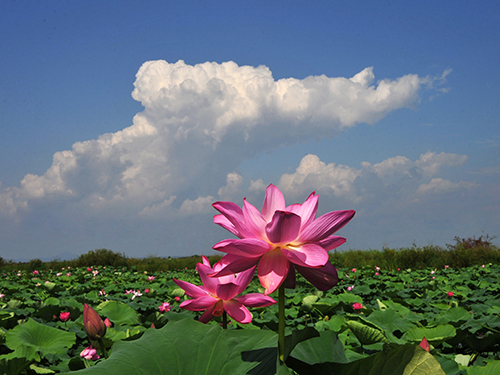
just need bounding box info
[444,265,449,269]
[0,294,4,298]
[347,285,354,291]
[351,268,357,273]
[481,264,485,268]
[87,267,92,272]
[104,318,112,328]
[56,273,62,277]
[175,296,180,302]
[174,256,276,324]
[148,276,155,281]
[144,288,150,294]
[375,272,379,276]
[59,311,70,322]
[32,270,39,275]
[66,273,71,276]
[352,303,363,310]
[80,346,100,361]
[159,302,171,312]
[99,289,106,296]
[447,291,454,297]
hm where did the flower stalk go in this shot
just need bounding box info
[278,283,285,363]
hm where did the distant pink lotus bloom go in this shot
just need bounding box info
[351,268,357,273]
[352,303,363,310]
[375,272,379,276]
[56,273,62,277]
[419,337,430,352]
[32,270,39,275]
[148,276,155,281]
[448,291,454,297]
[175,296,180,302]
[444,265,449,269]
[144,288,150,294]
[174,256,276,324]
[80,346,100,361]
[66,273,71,276]
[211,184,355,294]
[159,302,171,312]
[347,285,354,291]
[87,268,92,272]
[0,294,4,298]
[59,311,70,322]
[104,318,112,328]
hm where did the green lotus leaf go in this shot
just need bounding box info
[71,315,279,375]
[96,300,140,326]
[5,318,75,360]
[286,344,445,375]
[402,324,456,343]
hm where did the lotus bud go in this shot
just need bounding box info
[83,303,106,340]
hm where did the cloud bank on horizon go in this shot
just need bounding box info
[0,60,479,260]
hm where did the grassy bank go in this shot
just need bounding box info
[1,235,498,273]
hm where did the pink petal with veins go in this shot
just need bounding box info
[216,282,240,301]
[213,214,240,238]
[234,293,276,308]
[198,303,217,323]
[261,184,286,222]
[179,295,217,311]
[287,192,318,229]
[212,201,256,238]
[243,199,267,238]
[295,262,339,291]
[281,243,329,268]
[317,235,346,251]
[299,210,355,242]
[223,299,252,324]
[209,254,261,277]
[213,238,272,257]
[258,249,290,295]
[173,279,208,298]
[265,211,301,245]
[196,263,220,295]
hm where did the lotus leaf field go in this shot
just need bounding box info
[0,262,498,374]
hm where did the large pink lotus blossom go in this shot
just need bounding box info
[211,184,355,294]
[173,256,276,324]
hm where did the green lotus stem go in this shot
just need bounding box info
[278,283,285,363]
[98,338,108,359]
[222,311,228,329]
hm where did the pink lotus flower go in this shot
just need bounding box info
[211,184,355,294]
[448,291,454,297]
[352,303,363,310]
[104,318,112,328]
[148,276,155,281]
[59,311,70,322]
[159,302,171,312]
[80,346,100,361]
[173,256,276,324]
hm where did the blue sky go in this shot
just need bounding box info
[1,1,499,261]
